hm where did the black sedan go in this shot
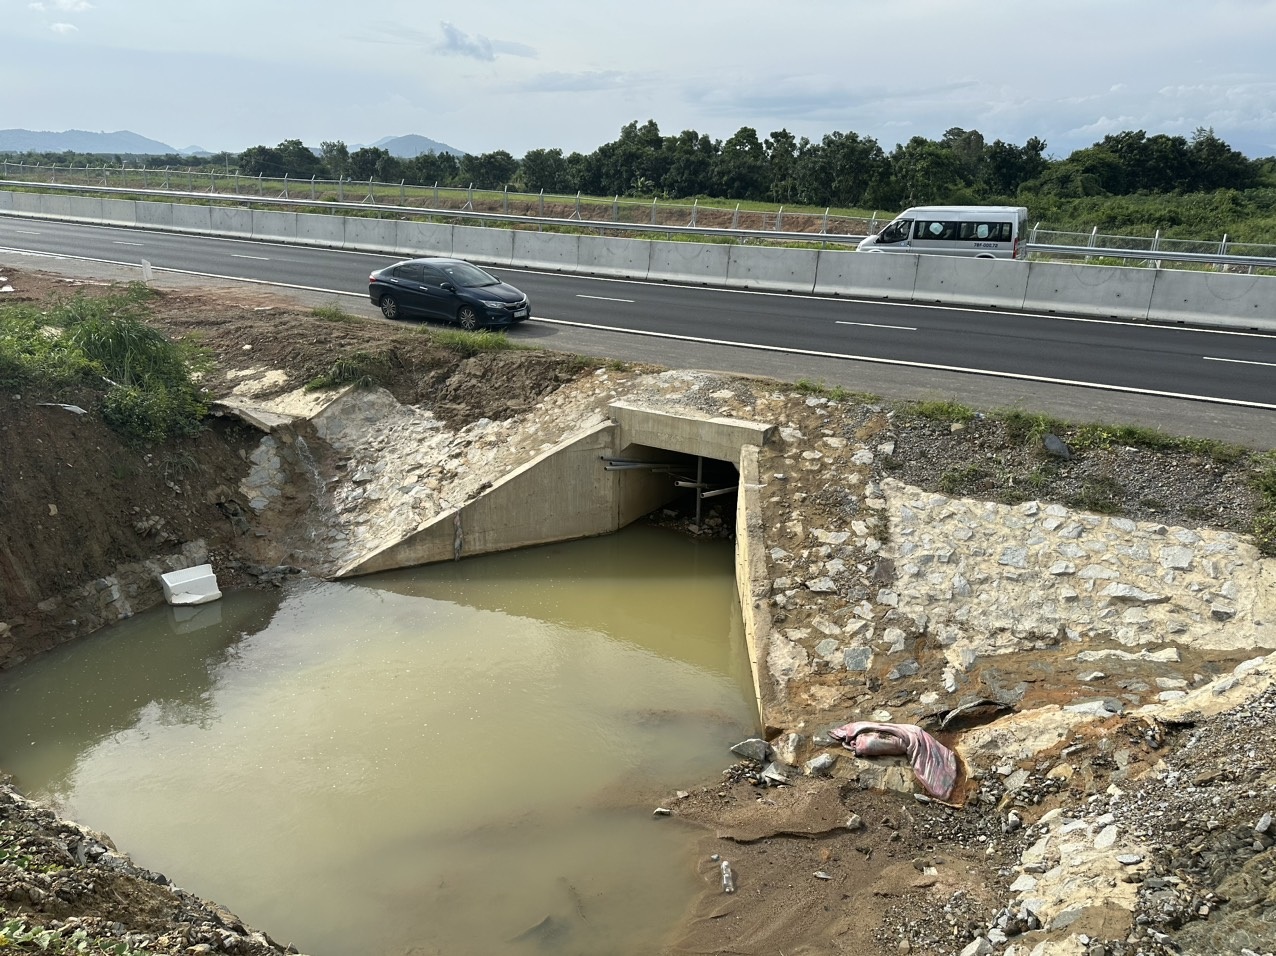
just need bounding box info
[368,257,531,329]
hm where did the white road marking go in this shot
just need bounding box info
[1204,356,1276,368]
[231,254,270,260]
[13,229,41,235]
[836,320,917,331]
[112,241,144,246]
[577,294,635,303]
[530,315,1276,412]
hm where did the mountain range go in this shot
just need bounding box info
[0,129,467,159]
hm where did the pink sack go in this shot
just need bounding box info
[828,721,958,801]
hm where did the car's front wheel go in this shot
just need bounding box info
[379,294,400,320]
[457,305,480,331]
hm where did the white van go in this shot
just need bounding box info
[858,205,1029,259]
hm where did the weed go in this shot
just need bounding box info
[1065,474,1125,514]
[911,399,976,423]
[305,351,385,391]
[429,328,531,357]
[790,379,869,402]
[1251,452,1276,556]
[312,304,360,324]
[938,464,992,495]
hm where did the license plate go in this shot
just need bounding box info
[514,308,528,317]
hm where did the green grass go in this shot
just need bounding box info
[0,286,208,443]
[1,917,146,954]
[910,399,977,423]
[311,304,362,324]
[305,350,387,391]
[790,379,875,402]
[429,328,532,357]
[1251,452,1276,555]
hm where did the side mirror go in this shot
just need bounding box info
[441,281,456,292]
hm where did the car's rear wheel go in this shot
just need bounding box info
[379,294,400,320]
[457,305,480,331]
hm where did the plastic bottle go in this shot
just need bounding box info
[720,859,735,894]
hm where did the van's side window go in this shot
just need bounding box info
[916,220,957,241]
[878,219,911,243]
[957,222,1012,242]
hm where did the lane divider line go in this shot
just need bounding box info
[835,320,917,331]
[531,316,1276,412]
[1204,356,1276,368]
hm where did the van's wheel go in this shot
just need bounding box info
[457,305,480,331]
[379,295,399,320]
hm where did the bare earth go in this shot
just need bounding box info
[1,263,1273,956]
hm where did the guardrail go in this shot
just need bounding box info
[3,187,1275,335]
[2,180,1276,274]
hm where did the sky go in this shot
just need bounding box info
[7,0,1276,159]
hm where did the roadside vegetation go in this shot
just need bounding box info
[9,123,1275,242]
[0,284,209,444]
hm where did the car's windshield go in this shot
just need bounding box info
[440,262,499,287]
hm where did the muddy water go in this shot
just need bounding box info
[0,524,757,956]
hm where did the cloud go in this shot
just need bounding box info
[30,0,93,10]
[518,71,631,93]
[50,21,78,33]
[436,22,493,61]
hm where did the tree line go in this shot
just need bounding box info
[230,123,1265,209]
[7,122,1276,239]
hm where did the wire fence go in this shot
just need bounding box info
[0,160,882,238]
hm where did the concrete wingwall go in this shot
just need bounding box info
[3,190,1275,331]
[734,445,773,728]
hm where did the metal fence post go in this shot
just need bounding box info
[776,206,784,231]
[466,182,473,210]
[1217,234,1228,272]
[163,166,170,189]
[210,168,215,192]
[338,177,344,202]
[822,208,829,235]
[234,171,239,195]
[1151,229,1161,269]
[503,185,509,214]
[283,173,289,199]
[401,179,406,203]
[732,204,740,230]
[311,175,317,201]
[691,198,698,228]
[367,176,374,203]
[651,197,657,225]
[433,181,438,203]
[539,189,544,216]
[575,191,581,219]
[257,173,263,196]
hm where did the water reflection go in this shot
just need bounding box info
[0,588,283,793]
[0,524,756,956]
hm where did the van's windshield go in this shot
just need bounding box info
[878,219,911,243]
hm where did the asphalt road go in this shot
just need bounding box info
[3,215,1274,449]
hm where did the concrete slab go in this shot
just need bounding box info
[510,230,579,270]
[609,401,775,461]
[1148,268,1276,331]
[578,235,652,278]
[396,220,453,258]
[453,224,513,266]
[648,240,731,285]
[912,255,1029,310]
[725,245,818,292]
[1024,261,1154,320]
[814,250,919,299]
[296,211,343,248]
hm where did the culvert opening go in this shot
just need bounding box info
[605,446,739,538]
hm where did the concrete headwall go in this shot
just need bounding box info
[610,401,776,461]
[340,422,623,576]
[734,445,772,728]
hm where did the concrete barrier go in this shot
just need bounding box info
[294,212,342,248]
[452,224,514,265]
[210,205,253,239]
[252,210,298,243]
[578,235,652,278]
[172,204,213,235]
[912,256,1030,310]
[343,216,398,253]
[725,245,818,292]
[510,230,579,270]
[0,191,10,211]
[135,201,175,230]
[9,192,41,215]
[99,198,137,227]
[1148,269,1276,331]
[395,220,453,258]
[648,240,731,284]
[814,250,919,299]
[43,194,76,219]
[1023,261,1154,320]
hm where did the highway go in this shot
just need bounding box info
[3,215,1274,447]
